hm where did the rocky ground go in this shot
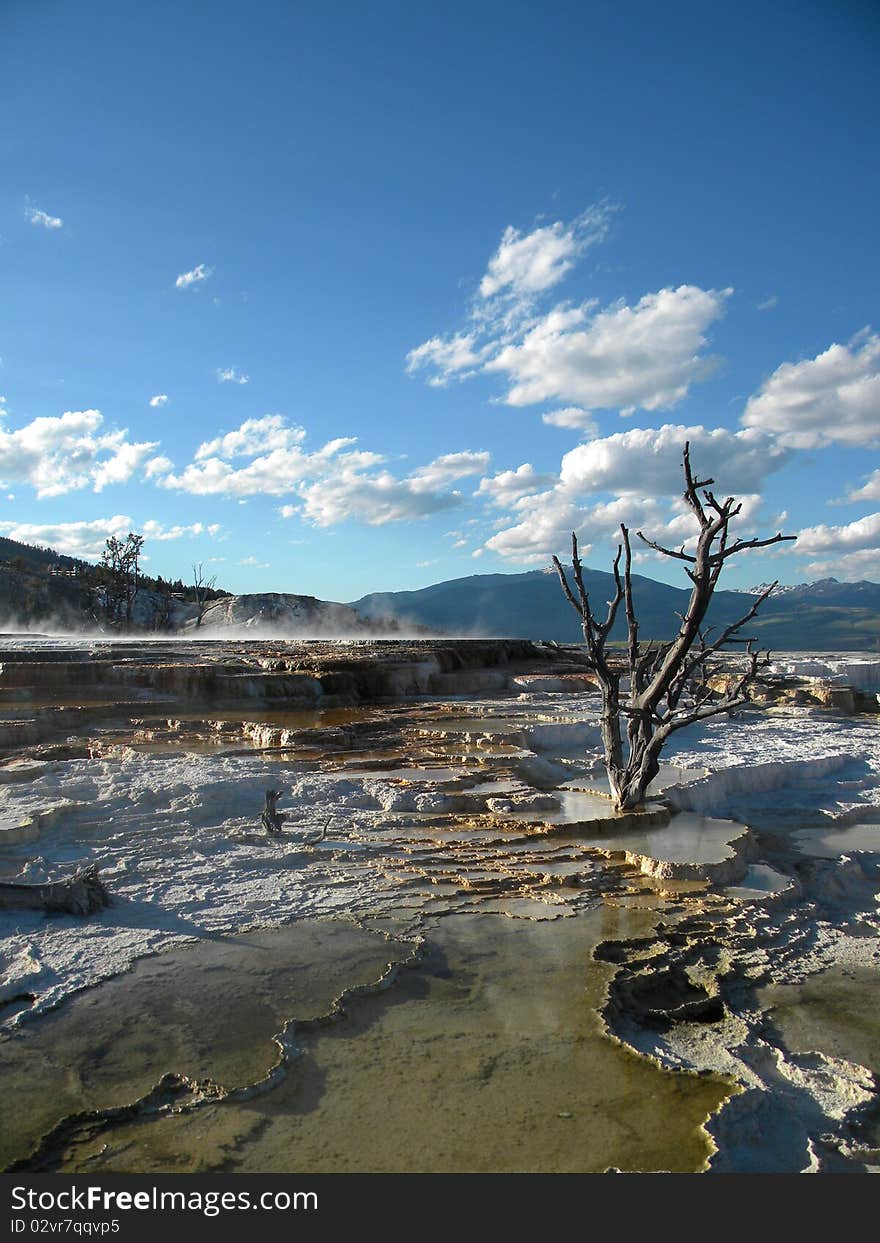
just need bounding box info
[0,636,878,1172]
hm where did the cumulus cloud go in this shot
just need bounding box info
[408,451,490,491]
[479,207,613,300]
[216,367,249,385]
[541,406,598,433]
[162,413,485,524]
[144,455,174,478]
[407,206,616,391]
[142,519,222,541]
[26,206,62,229]
[298,467,466,527]
[796,512,880,555]
[175,263,213,289]
[489,286,730,411]
[407,206,730,418]
[742,330,880,448]
[163,431,369,499]
[476,463,556,508]
[479,425,784,564]
[149,394,168,408]
[848,470,880,503]
[0,410,158,498]
[484,492,674,564]
[558,424,788,497]
[162,450,321,498]
[482,488,768,566]
[0,516,220,560]
[483,493,591,565]
[802,548,880,580]
[91,441,160,493]
[296,451,490,527]
[195,415,307,461]
[405,333,488,387]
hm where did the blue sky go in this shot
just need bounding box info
[1,0,878,599]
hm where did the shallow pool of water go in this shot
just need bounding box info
[792,823,880,859]
[578,812,744,866]
[1,911,733,1174]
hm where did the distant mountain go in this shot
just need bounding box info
[748,578,880,608]
[352,569,880,651]
[2,528,877,648]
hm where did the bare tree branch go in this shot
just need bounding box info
[635,532,696,562]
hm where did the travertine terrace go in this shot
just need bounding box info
[1,635,878,1173]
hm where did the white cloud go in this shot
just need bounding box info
[149,394,168,408]
[91,440,159,492]
[408,450,490,491]
[848,470,880,503]
[298,466,465,527]
[485,492,674,563]
[487,286,730,411]
[476,463,556,508]
[164,415,483,525]
[404,334,488,387]
[796,512,880,555]
[407,206,616,391]
[195,415,306,461]
[742,330,880,448]
[26,206,62,229]
[163,449,318,497]
[238,555,270,567]
[541,406,598,433]
[802,547,880,580]
[482,488,769,566]
[0,410,158,498]
[164,436,370,500]
[478,425,784,564]
[144,455,174,478]
[296,449,489,527]
[142,520,222,541]
[407,206,730,418]
[558,424,788,497]
[216,367,249,385]
[757,296,778,312]
[175,263,213,289]
[0,516,219,560]
[483,493,591,565]
[479,207,613,300]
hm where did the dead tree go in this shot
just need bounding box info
[259,790,332,844]
[553,443,795,811]
[192,562,222,628]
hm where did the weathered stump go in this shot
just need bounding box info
[0,865,111,916]
[260,789,285,834]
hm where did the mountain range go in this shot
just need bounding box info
[1,533,877,649]
[352,571,880,651]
